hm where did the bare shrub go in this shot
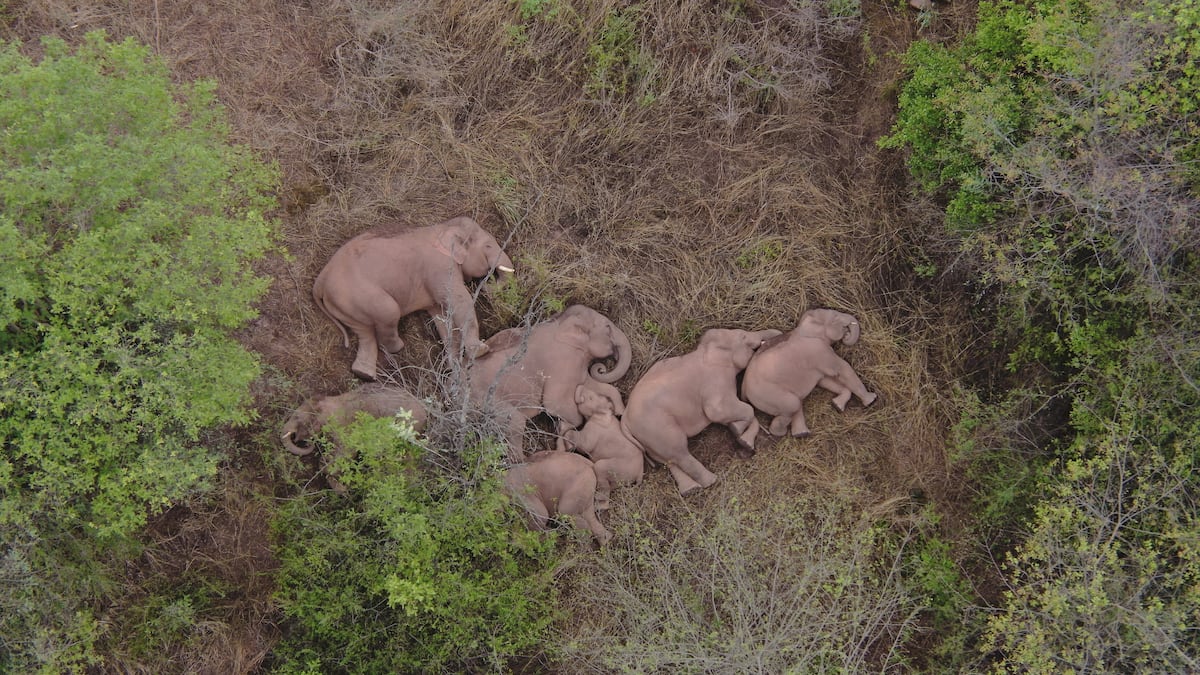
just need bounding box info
[557,488,922,673]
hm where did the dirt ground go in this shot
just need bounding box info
[5,0,982,671]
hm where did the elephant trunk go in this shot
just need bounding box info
[282,429,314,456]
[590,321,632,383]
[842,314,861,346]
[493,251,515,276]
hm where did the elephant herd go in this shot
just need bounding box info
[282,217,877,544]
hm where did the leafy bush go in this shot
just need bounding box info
[557,494,923,673]
[0,32,277,671]
[884,0,1200,669]
[270,414,561,673]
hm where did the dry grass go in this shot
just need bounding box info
[7,0,985,670]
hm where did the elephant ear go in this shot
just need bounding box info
[438,219,480,266]
[554,315,591,351]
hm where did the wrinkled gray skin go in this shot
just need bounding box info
[313,216,515,380]
[621,328,782,496]
[504,451,612,544]
[281,383,428,493]
[742,308,877,438]
[469,305,632,459]
[562,384,643,511]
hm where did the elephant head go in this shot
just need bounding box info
[437,216,515,281]
[703,327,785,370]
[796,308,860,346]
[281,398,335,456]
[575,382,624,418]
[555,305,632,383]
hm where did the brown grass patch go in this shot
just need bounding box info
[9,0,985,669]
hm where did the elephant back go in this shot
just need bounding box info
[485,326,529,353]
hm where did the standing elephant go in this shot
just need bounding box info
[281,383,429,493]
[503,451,612,544]
[313,216,515,380]
[562,384,643,511]
[621,328,782,495]
[742,308,877,438]
[469,305,632,458]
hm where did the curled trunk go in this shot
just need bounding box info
[590,321,632,383]
[282,430,314,456]
[842,314,861,346]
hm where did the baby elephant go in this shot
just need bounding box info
[503,451,612,545]
[742,308,877,437]
[562,384,643,511]
[281,383,428,492]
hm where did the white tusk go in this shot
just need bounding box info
[497,265,515,273]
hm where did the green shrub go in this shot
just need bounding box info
[0,32,277,671]
[884,0,1200,669]
[270,414,561,673]
[586,4,652,101]
[982,357,1200,671]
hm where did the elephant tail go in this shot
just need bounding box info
[312,273,352,348]
[619,416,654,463]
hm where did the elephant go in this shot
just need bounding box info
[281,383,428,492]
[562,384,643,511]
[741,308,877,438]
[313,216,515,380]
[469,305,632,459]
[503,450,612,544]
[621,328,782,496]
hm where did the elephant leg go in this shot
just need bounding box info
[350,329,380,381]
[831,358,877,408]
[558,475,612,544]
[592,459,615,511]
[579,508,612,545]
[438,285,486,356]
[639,426,717,495]
[494,404,528,462]
[820,376,853,412]
[704,395,761,451]
[430,306,488,358]
[521,496,552,531]
[668,460,719,495]
[788,408,812,437]
[351,287,404,356]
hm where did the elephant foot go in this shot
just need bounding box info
[861,392,878,407]
[792,429,812,439]
[351,361,378,382]
[595,493,611,511]
[832,392,851,412]
[769,417,791,436]
[467,341,489,359]
[734,446,755,459]
[381,336,406,354]
[670,466,703,496]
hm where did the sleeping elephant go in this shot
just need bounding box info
[742,308,877,437]
[313,216,515,380]
[503,451,612,544]
[562,384,643,511]
[469,305,632,459]
[281,383,428,492]
[621,328,782,495]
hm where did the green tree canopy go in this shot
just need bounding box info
[883,0,1200,669]
[0,31,277,671]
